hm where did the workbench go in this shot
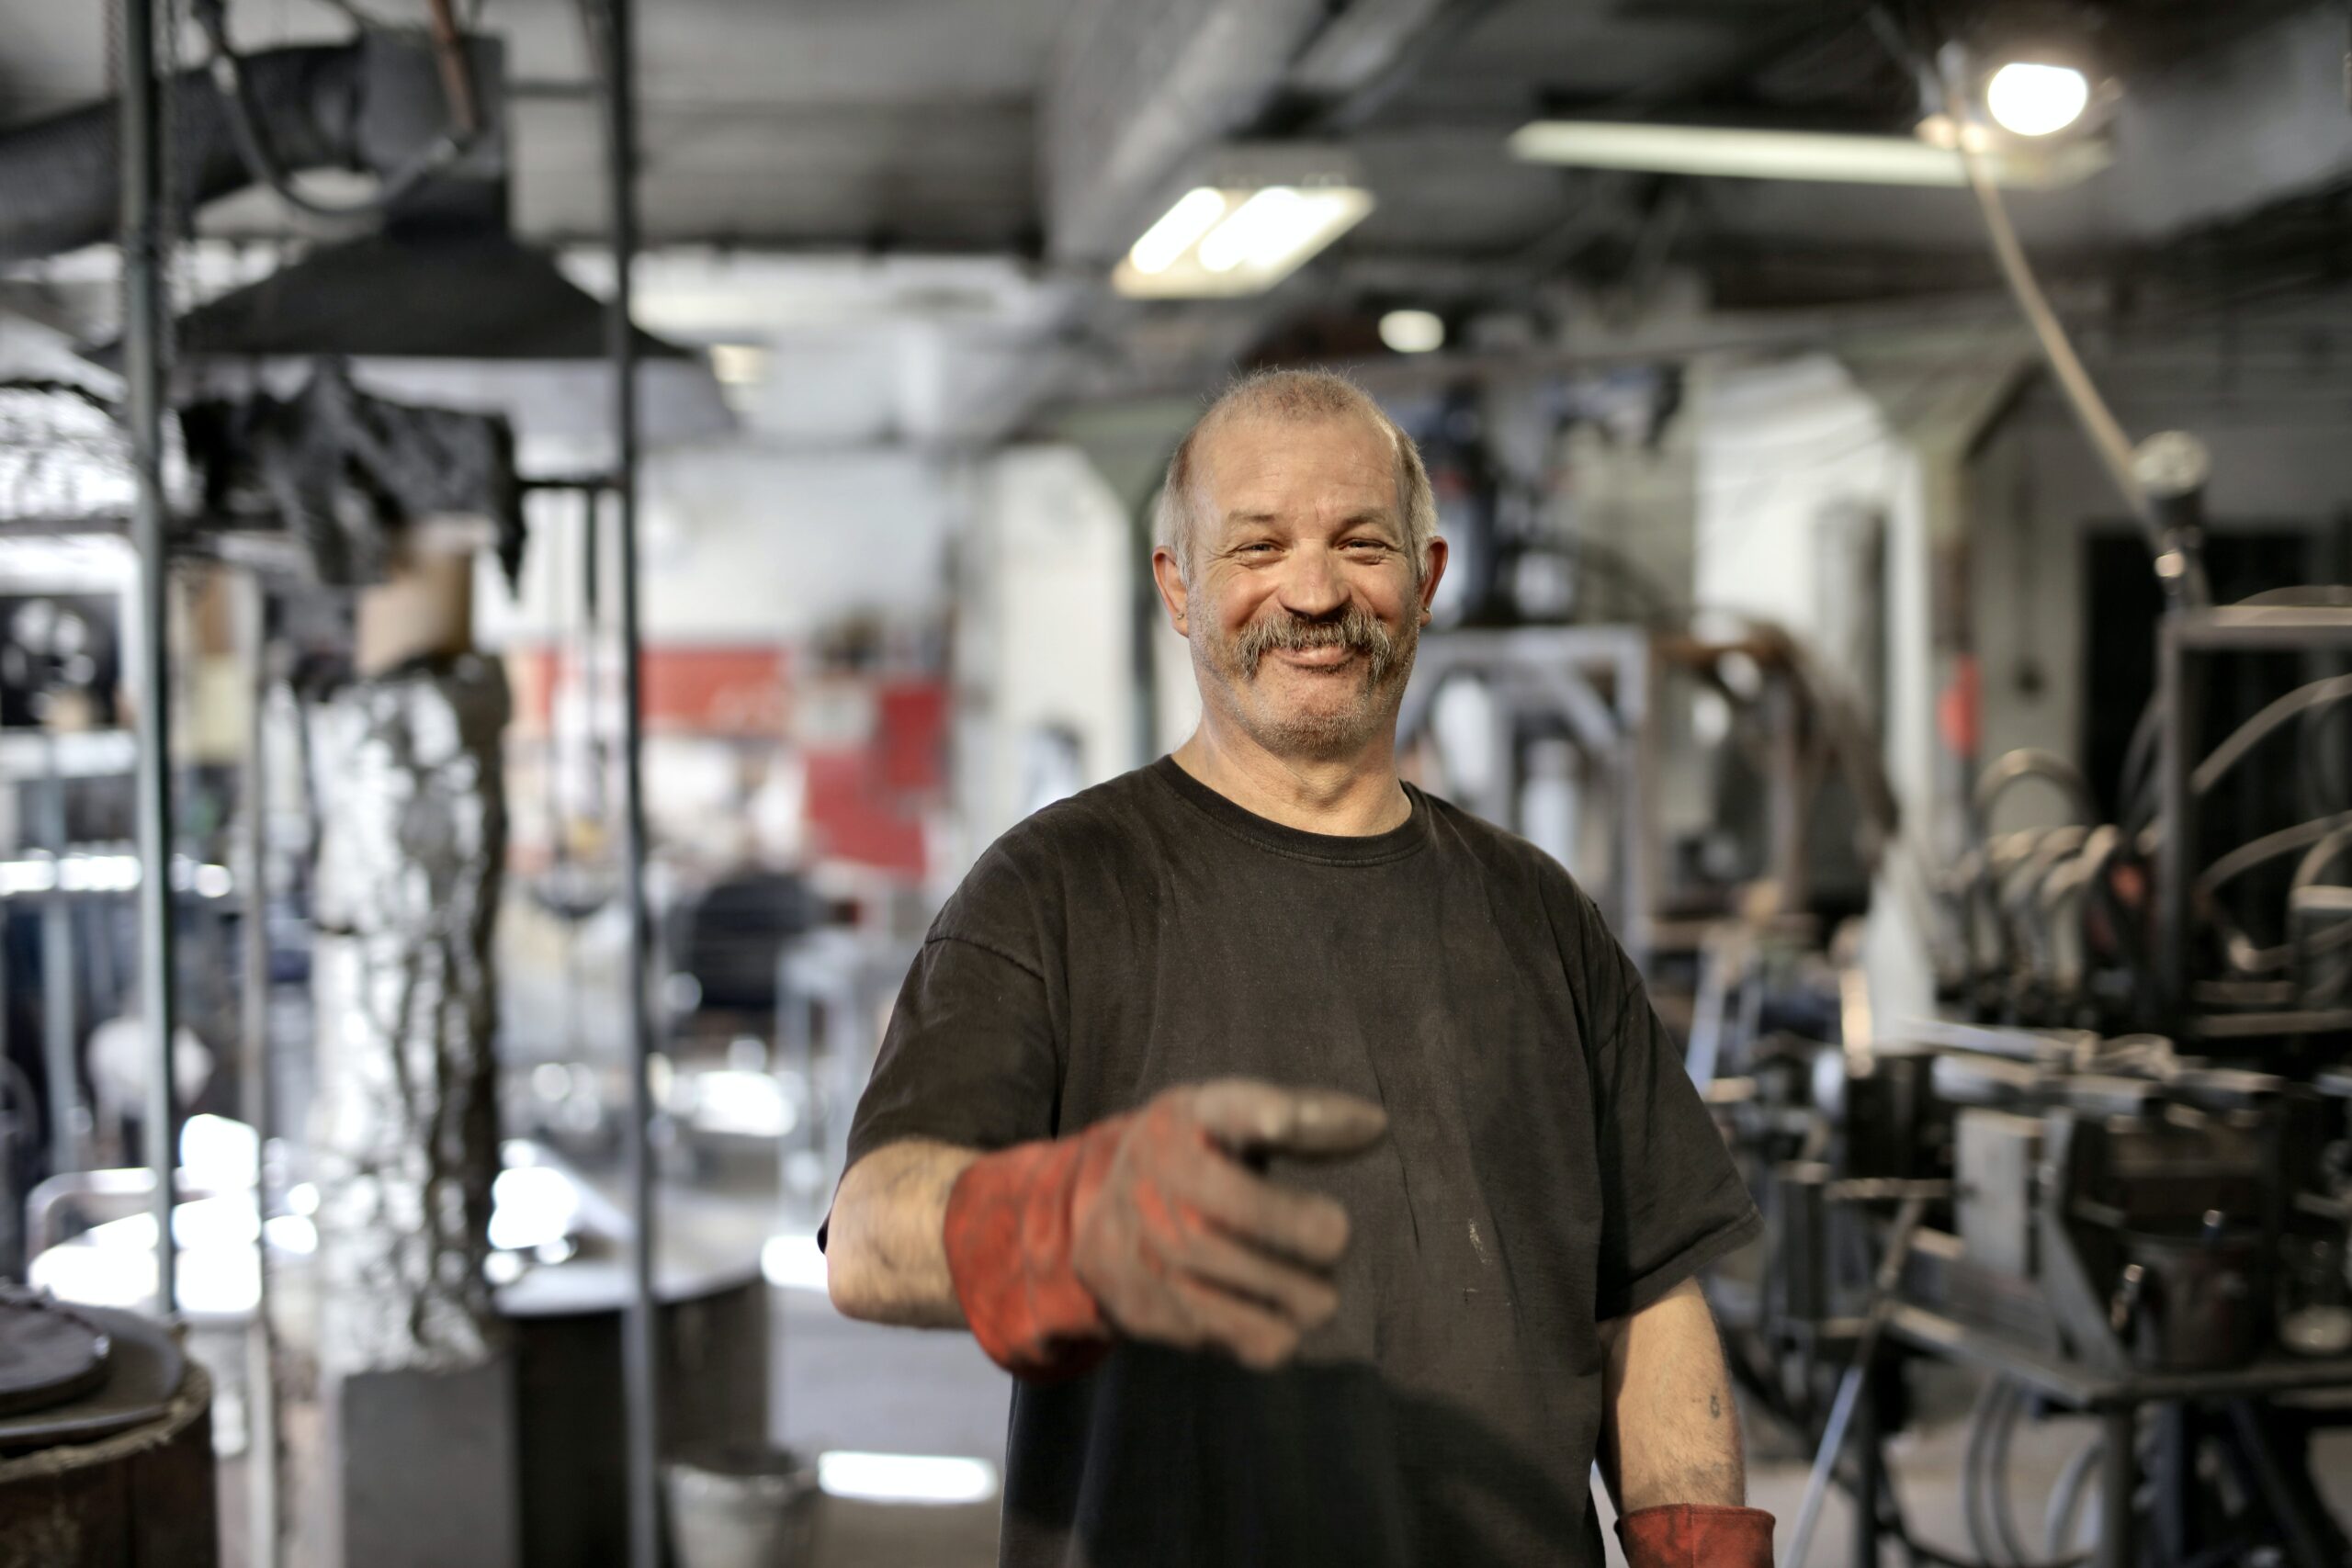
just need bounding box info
[1871,1301,2352,1568]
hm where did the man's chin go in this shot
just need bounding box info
[1236,693,1391,760]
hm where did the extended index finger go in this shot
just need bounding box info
[1188,1078,1388,1157]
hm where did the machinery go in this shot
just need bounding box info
[1710,1006,2352,1568]
[1689,397,2352,1565]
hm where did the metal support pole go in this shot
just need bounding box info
[1620,635,1658,971]
[38,762,80,1177]
[1851,1359,1883,1568]
[2153,1403,2193,1562]
[2097,1406,2137,1568]
[1780,1195,1928,1568]
[119,0,180,1323]
[598,1,662,1562]
[239,578,281,1568]
[2155,613,2194,1025]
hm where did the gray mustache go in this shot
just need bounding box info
[1234,604,1400,681]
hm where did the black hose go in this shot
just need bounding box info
[2199,811,2352,905]
[1963,1377,2010,1563]
[2192,675,2352,798]
[2043,1437,2103,1560]
[1957,1376,2098,1568]
[0,46,367,264]
[1985,1381,2040,1568]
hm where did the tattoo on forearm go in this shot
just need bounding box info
[1709,1393,1722,1420]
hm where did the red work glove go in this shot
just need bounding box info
[942,1078,1386,1380]
[1617,1505,1776,1568]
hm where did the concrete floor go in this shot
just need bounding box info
[769,1270,2352,1568]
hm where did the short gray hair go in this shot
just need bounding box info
[1152,367,1438,586]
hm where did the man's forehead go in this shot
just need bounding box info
[1194,414,1399,516]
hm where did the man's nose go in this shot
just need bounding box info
[1278,544,1349,618]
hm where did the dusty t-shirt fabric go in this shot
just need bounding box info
[839,758,1761,1568]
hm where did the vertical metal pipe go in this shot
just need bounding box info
[39,761,80,1178]
[239,577,280,1568]
[599,1,662,1562]
[119,0,179,1322]
[2155,615,2191,1023]
[1851,1356,1883,1568]
[1621,635,1658,972]
[2097,1406,2138,1568]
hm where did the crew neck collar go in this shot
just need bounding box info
[1148,754,1432,866]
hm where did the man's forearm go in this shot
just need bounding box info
[1598,1277,1746,1513]
[826,1139,978,1327]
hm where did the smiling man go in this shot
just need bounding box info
[823,369,1770,1567]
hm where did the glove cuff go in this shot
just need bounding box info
[943,1119,1127,1381]
[1616,1505,1776,1568]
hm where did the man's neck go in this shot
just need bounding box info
[1171,720,1412,837]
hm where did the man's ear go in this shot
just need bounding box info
[1416,536,1450,622]
[1151,545,1192,635]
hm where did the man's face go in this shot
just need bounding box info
[1155,414,1447,762]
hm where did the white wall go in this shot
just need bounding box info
[1690,352,1971,1034]
[475,443,954,648]
[1692,355,1908,627]
[1970,352,2352,833]
[954,445,1141,859]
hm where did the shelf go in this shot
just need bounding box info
[0,729,136,781]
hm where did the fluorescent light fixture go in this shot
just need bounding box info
[1378,310,1445,355]
[1984,62,2091,137]
[817,1452,1000,1506]
[1128,187,1228,275]
[1195,188,1320,273]
[1509,119,2108,190]
[1114,184,1374,299]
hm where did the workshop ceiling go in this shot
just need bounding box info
[0,0,2327,261]
[2,0,2347,435]
[0,0,1080,251]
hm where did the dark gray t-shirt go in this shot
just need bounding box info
[842,758,1760,1568]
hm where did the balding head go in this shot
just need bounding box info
[1153,368,1438,588]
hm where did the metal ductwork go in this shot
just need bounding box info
[43,21,729,457]
[0,39,455,265]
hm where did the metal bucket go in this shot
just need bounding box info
[663,1444,820,1568]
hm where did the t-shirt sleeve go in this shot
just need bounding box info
[842,934,1060,1167]
[841,843,1063,1170]
[1575,891,1761,1320]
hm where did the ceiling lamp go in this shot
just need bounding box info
[1919,12,2116,153]
[1983,60,2092,136]
[1508,118,2107,190]
[1377,310,1445,355]
[1113,147,1374,299]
